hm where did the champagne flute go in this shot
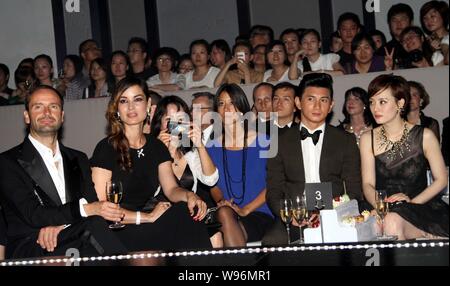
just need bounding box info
[292,195,307,244]
[375,190,396,240]
[106,180,125,229]
[279,198,293,245]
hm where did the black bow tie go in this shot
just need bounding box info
[300,127,322,145]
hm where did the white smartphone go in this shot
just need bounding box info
[236,51,246,62]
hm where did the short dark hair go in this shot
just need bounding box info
[211,39,232,61]
[232,40,253,55]
[298,73,334,100]
[368,74,410,119]
[25,85,64,111]
[128,37,148,52]
[190,39,210,55]
[64,55,84,75]
[148,90,162,106]
[408,80,430,110]
[368,30,387,46]
[280,28,300,41]
[300,29,322,43]
[252,82,274,102]
[420,0,449,35]
[337,12,362,29]
[34,54,54,69]
[351,33,376,53]
[14,66,35,88]
[153,47,178,71]
[388,3,414,24]
[273,82,298,99]
[250,25,274,42]
[78,39,99,56]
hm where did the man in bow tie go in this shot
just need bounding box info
[263,73,362,245]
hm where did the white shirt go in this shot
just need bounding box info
[298,53,340,73]
[263,68,289,82]
[146,72,186,89]
[28,135,88,217]
[299,123,326,183]
[274,120,293,128]
[184,66,220,89]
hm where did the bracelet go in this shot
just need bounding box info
[136,211,141,225]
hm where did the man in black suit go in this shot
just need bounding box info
[0,85,126,259]
[272,82,299,133]
[263,73,362,245]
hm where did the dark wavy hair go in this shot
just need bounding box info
[106,77,149,171]
[368,74,411,119]
[341,87,374,126]
[150,95,190,136]
[420,1,449,35]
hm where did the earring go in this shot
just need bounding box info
[363,106,366,110]
[116,112,121,121]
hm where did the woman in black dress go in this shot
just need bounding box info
[90,77,211,251]
[360,74,448,240]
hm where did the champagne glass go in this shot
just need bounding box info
[375,190,396,240]
[292,195,307,244]
[106,180,125,229]
[279,198,293,245]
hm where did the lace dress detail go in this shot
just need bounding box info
[373,126,449,237]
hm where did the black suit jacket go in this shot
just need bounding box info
[266,125,362,215]
[0,138,98,246]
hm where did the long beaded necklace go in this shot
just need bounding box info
[378,121,411,161]
[221,131,248,205]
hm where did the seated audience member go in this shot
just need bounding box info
[177,54,194,75]
[349,33,387,74]
[420,1,449,65]
[369,30,387,50]
[34,54,57,88]
[400,26,444,68]
[90,77,211,251]
[9,66,35,105]
[0,63,14,97]
[329,31,343,53]
[214,41,263,87]
[127,37,156,81]
[151,95,221,247]
[17,58,34,70]
[184,40,220,89]
[337,13,362,71]
[143,90,162,135]
[0,85,127,259]
[280,28,302,64]
[79,39,102,83]
[57,55,89,100]
[249,25,274,48]
[272,82,298,130]
[264,41,295,82]
[338,87,374,146]
[147,47,185,92]
[84,58,113,99]
[110,51,131,84]
[263,73,362,245]
[207,84,274,247]
[252,44,268,74]
[290,29,344,78]
[407,81,440,141]
[191,92,215,145]
[382,3,414,69]
[210,39,232,70]
[442,117,449,166]
[360,74,448,240]
[252,82,274,135]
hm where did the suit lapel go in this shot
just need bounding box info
[60,145,81,203]
[17,138,62,206]
[319,125,332,179]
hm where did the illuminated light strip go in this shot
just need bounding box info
[1,241,447,266]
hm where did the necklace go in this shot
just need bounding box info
[378,122,411,161]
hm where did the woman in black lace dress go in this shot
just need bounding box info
[90,77,211,251]
[360,74,448,240]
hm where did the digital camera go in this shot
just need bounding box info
[167,121,190,136]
